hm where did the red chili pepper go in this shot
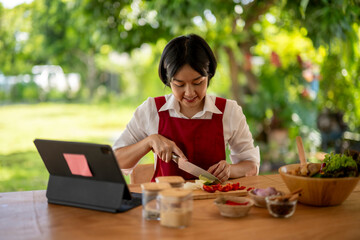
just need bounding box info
[247,187,254,191]
[239,186,246,190]
[225,200,249,206]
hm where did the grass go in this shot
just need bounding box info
[0,102,154,192]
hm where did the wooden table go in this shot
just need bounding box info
[1,175,359,240]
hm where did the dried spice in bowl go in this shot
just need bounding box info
[265,188,301,218]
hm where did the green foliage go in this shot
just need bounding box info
[10,80,40,102]
[0,3,34,75]
[283,0,360,50]
[319,53,360,131]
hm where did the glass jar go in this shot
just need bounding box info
[265,196,297,218]
[141,182,171,220]
[159,188,193,228]
[155,176,185,188]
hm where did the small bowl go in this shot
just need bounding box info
[265,196,297,218]
[214,196,254,218]
[249,189,284,208]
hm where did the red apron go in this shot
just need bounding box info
[151,96,226,181]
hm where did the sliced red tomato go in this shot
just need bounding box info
[211,184,221,191]
[202,182,250,193]
[227,183,233,191]
[203,185,216,193]
[232,182,240,190]
[219,184,231,192]
[217,185,224,192]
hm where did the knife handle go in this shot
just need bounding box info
[171,153,179,163]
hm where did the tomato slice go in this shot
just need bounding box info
[203,185,216,193]
[202,182,251,193]
[232,182,240,190]
[219,184,231,192]
[211,184,221,191]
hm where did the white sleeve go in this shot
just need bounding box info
[224,100,260,171]
[112,97,159,175]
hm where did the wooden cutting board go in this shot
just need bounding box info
[192,189,248,200]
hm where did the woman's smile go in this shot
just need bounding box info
[184,96,198,102]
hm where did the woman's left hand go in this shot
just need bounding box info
[207,160,230,183]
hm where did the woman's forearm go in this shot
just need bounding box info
[229,160,258,178]
[114,137,153,169]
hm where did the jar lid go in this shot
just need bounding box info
[155,176,185,184]
[141,182,171,191]
[159,188,192,199]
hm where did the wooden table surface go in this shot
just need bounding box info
[1,174,359,240]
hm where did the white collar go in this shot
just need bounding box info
[159,94,222,118]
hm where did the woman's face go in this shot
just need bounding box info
[170,64,208,115]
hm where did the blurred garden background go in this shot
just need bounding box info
[1,0,360,192]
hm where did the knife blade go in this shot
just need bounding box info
[172,154,221,184]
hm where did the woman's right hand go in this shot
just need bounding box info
[148,134,187,163]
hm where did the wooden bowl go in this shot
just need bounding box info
[279,164,360,206]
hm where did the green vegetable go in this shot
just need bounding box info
[199,175,215,185]
[321,152,358,178]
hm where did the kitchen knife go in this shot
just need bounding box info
[172,154,221,184]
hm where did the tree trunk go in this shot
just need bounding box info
[238,42,258,94]
[224,46,242,105]
[76,50,98,100]
[233,0,275,95]
[86,54,97,99]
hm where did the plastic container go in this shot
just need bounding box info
[159,188,193,228]
[141,182,171,220]
[155,176,185,188]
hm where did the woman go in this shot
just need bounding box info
[113,34,260,182]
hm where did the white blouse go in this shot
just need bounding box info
[113,94,260,175]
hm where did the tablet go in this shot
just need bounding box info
[34,139,142,213]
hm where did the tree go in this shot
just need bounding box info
[0,2,36,75]
[1,0,359,131]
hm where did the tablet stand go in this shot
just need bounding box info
[47,175,128,213]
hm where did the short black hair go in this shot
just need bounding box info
[158,34,217,87]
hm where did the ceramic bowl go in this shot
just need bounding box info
[214,196,253,218]
[279,164,360,206]
[248,189,284,208]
